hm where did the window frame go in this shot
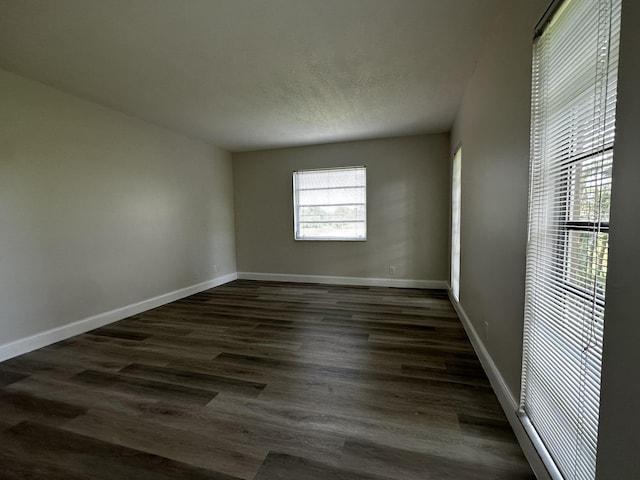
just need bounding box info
[451,147,462,301]
[557,151,612,307]
[292,166,367,242]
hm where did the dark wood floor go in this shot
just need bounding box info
[0,280,533,479]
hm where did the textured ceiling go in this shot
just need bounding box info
[0,0,506,151]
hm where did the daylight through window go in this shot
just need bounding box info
[293,166,366,241]
[519,0,621,479]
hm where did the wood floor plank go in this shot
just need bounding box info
[71,370,218,405]
[258,378,504,420]
[0,421,241,480]
[145,333,303,355]
[119,363,266,397]
[0,419,13,431]
[6,375,171,418]
[458,431,538,473]
[401,363,491,387]
[0,366,29,387]
[254,452,393,480]
[9,344,129,375]
[212,352,503,417]
[136,401,346,463]
[205,393,473,457]
[0,279,533,479]
[338,439,535,480]
[57,333,221,365]
[457,413,520,443]
[0,390,86,427]
[0,451,93,480]
[100,321,196,338]
[64,408,265,479]
[89,327,152,341]
[0,355,86,379]
[124,316,237,334]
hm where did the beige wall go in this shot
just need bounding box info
[450,0,548,397]
[232,135,449,283]
[449,0,550,476]
[0,69,236,347]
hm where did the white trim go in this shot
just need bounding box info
[518,412,564,480]
[0,273,237,363]
[237,272,447,289]
[447,289,552,480]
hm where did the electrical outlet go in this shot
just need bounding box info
[389,266,396,275]
[213,264,219,273]
[484,321,489,341]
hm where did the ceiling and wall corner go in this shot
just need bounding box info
[0,0,507,151]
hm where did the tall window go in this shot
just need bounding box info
[293,166,366,241]
[520,1,621,479]
[451,147,462,301]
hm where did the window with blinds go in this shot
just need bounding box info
[520,0,621,479]
[293,166,366,241]
[451,147,462,301]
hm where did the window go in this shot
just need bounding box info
[520,1,621,479]
[451,147,462,301]
[293,166,366,241]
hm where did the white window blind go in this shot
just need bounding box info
[520,0,621,479]
[451,147,462,301]
[293,166,366,241]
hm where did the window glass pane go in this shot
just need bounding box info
[566,231,608,293]
[568,152,613,224]
[451,148,462,301]
[293,167,366,241]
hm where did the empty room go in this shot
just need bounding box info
[1,0,639,479]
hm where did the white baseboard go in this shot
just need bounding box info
[237,271,448,290]
[0,273,237,363]
[447,290,551,480]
